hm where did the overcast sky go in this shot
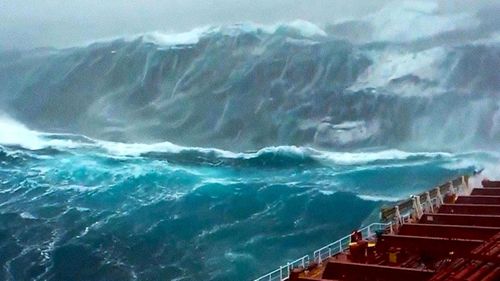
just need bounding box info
[0,0,497,49]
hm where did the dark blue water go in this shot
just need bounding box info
[0,124,492,281]
[0,6,498,280]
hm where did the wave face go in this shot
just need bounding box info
[0,2,499,280]
[0,127,490,281]
[1,13,499,151]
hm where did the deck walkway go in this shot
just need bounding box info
[287,178,500,281]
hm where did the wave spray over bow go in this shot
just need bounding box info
[0,1,499,280]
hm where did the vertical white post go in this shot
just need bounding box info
[394,205,402,226]
[462,176,470,194]
[436,187,443,206]
[449,181,455,195]
[411,196,418,220]
[415,196,423,218]
[425,191,434,213]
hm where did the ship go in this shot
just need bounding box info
[253,175,500,281]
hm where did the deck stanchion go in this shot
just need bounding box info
[462,175,470,194]
[425,192,434,213]
[449,181,455,195]
[395,205,402,226]
[436,187,443,206]
[415,195,424,218]
[411,196,419,220]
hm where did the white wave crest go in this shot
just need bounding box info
[0,115,453,166]
[356,194,403,202]
[0,115,44,150]
[140,20,326,47]
[142,27,212,46]
[315,149,451,165]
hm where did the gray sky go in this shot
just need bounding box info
[0,0,497,49]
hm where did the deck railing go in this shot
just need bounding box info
[252,222,392,281]
[253,175,472,281]
[313,222,391,264]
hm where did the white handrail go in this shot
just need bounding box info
[252,222,392,281]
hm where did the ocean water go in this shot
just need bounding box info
[0,126,494,281]
[1,2,499,280]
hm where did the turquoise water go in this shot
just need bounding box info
[0,128,492,281]
[0,11,498,281]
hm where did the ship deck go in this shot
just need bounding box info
[283,177,500,281]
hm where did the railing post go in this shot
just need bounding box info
[436,187,443,206]
[394,205,402,226]
[425,191,434,213]
[415,195,423,218]
[462,176,470,194]
[287,262,290,279]
[411,196,418,221]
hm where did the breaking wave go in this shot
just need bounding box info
[0,1,499,280]
[0,118,490,281]
[1,2,498,151]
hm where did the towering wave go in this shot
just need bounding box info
[0,2,499,280]
[1,7,499,151]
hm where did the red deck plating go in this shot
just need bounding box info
[287,178,500,281]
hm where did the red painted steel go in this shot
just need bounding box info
[482,180,500,188]
[437,204,500,215]
[471,188,500,196]
[455,195,500,205]
[377,234,483,258]
[419,213,500,227]
[280,182,500,281]
[322,261,435,281]
[398,223,499,240]
[480,267,500,281]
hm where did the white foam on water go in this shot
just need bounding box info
[0,115,456,167]
[142,26,212,46]
[368,0,478,42]
[20,212,37,219]
[315,149,451,165]
[349,47,447,96]
[0,115,45,150]
[134,20,327,47]
[356,194,403,202]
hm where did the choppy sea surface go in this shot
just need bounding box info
[1,126,496,281]
[1,2,499,279]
